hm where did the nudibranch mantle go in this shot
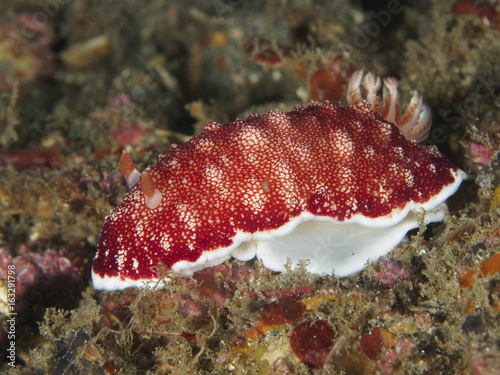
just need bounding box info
[92,72,466,291]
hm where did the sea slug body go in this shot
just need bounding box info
[92,71,466,291]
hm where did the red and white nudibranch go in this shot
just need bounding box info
[92,70,466,291]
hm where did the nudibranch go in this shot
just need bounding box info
[92,70,466,291]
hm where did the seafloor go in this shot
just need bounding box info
[0,0,499,374]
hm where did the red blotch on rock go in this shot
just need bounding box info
[258,296,305,328]
[360,327,384,360]
[102,360,120,374]
[290,320,335,369]
[309,68,345,102]
[110,121,143,147]
[452,0,499,27]
[180,331,197,341]
[0,145,62,171]
[373,257,416,286]
[470,143,495,165]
